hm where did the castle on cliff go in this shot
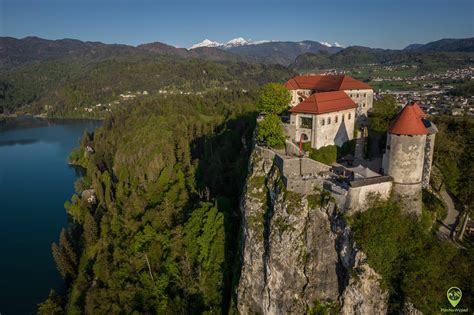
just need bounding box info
[260,75,438,215]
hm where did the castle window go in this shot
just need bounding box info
[327,117,331,124]
[363,93,367,97]
[356,93,360,97]
[300,117,313,129]
[321,119,325,126]
[342,114,345,122]
[335,115,338,123]
[348,113,351,120]
[363,102,366,107]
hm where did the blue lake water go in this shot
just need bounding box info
[0,117,101,314]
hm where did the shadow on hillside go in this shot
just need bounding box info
[190,111,257,314]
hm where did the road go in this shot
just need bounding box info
[437,187,460,241]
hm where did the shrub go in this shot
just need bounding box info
[256,114,285,149]
[308,145,337,165]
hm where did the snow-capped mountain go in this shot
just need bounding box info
[186,38,345,65]
[189,39,223,49]
[320,41,344,48]
[190,38,343,49]
[224,37,250,48]
[190,37,270,49]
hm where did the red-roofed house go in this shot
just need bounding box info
[287,91,357,149]
[285,74,373,118]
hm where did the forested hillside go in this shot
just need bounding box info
[0,54,293,117]
[40,91,257,313]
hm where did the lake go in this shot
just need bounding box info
[0,117,101,314]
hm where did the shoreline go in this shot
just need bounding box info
[1,114,104,122]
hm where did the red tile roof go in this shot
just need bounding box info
[407,101,427,118]
[284,75,371,91]
[388,105,428,136]
[289,91,357,115]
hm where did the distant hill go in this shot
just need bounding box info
[404,43,424,50]
[2,35,474,75]
[290,46,474,72]
[0,36,138,68]
[225,40,343,65]
[404,38,474,52]
[0,37,250,69]
[137,42,252,63]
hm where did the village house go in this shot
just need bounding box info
[284,74,373,149]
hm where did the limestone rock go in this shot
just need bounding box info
[340,251,389,315]
[237,146,389,314]
[403,301,423,315]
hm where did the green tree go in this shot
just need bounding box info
[370,95,399,132]
[183,202,225,307]
[351,199,473,313]
[257,114,285,148]
[83,212,98,245]
[37,289,63,315]
[51,229,77,280]
[257,83,291,114]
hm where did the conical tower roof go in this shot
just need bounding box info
[388,105,428,136]
[407,101,427,118]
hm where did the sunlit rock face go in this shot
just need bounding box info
[236,146,390,314]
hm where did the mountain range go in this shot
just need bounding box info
[404,38,474,52]
[1,36,473,69]
[189,37,343,49]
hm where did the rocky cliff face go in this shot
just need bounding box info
[236,147,390,314]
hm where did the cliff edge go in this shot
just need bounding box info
[236,145,389,314]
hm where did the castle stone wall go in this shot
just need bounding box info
[422,133,436,188]
[392,183,423,216]
[384,133,426,184]
[345,89,373,119]
[383,133,426,216]
[345,177,393,214]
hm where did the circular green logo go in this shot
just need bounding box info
[447,287,462,307]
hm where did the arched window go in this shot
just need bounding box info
[298,97,303,103]
[301,133,309,141]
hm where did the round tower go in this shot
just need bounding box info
[382,103,428,216]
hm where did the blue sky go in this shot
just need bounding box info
[1,0,472,49]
